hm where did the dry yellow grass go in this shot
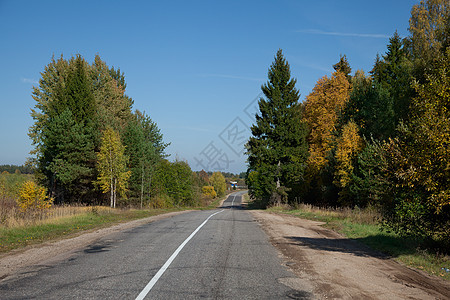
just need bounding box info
[276,202,381,225]
[0,198,115,228]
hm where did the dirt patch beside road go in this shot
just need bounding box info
[250,210,450,299]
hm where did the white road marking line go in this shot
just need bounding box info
[135,209,225,300]
[231,196,235,207]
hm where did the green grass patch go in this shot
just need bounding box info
[0,207,184,254]
[265,205,450,280]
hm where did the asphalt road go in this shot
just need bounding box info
[0,191,311,299]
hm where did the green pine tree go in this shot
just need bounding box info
[333,54,352,82]
[246,49,308,206]
[371,31,413,124]
[343,71,395,140]
[45,108,96,202]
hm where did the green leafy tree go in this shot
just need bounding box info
[29,54,136,204]
[123,110,168,207]
[152,160,195,207]
[123,117,147,204]
[348,139,390,208]
[91,55,133,132]
[246,49,308,206]
[97,127,130,208]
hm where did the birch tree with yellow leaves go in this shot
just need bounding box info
[97,127,131,208]
[333,121,363,204]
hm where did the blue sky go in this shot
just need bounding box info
[0,0,416,173]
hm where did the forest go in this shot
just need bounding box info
[0,54,237,212]
[246,0,449,248]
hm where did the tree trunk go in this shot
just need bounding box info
[113,177,117,208]
[110,147,113,208]
[140,164,144,209]
[276,160,281,188]
[110,175,113,208]
[276,160,281,206]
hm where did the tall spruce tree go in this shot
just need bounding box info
[371,31,413,124]
[35,55,99,202]
[246,49,308,206]
[333,54,352,82]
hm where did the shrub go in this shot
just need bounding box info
[17,181,53,211]
[202,186,217,199]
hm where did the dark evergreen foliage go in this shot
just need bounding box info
[333,54,352,81]
[246,49,308,206]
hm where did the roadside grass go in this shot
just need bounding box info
[0,190,240,254]
[0,206,185,254]
[265,204,450,280]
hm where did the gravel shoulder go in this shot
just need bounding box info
[250,210,450,300]
[2,205,449,299]
[0,210,189,281]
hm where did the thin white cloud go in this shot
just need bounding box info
[199,73,264,82]
[299,62,334,74]
[289,55,334,74]
[21,78,38,84]
[168,125,217,133]
[183,126,217,133]
[296,29,390,39]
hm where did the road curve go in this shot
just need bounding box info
[0,191,310,299]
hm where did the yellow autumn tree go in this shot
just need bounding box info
[97,127,131,208]
[334,121,363,199]
[17,181,53,211]
[303,71,351,181]
[376,49,450,242]
[402,49,450,212]
[202,186,217,199]
[210,172,226,197]
[409,0,449,71]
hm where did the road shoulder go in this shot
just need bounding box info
[250,210,450,299]
[0,210,189,281]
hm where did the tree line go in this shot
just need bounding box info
[246,0,449,246]
[0,165,33,174]
[28,54,229,208]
